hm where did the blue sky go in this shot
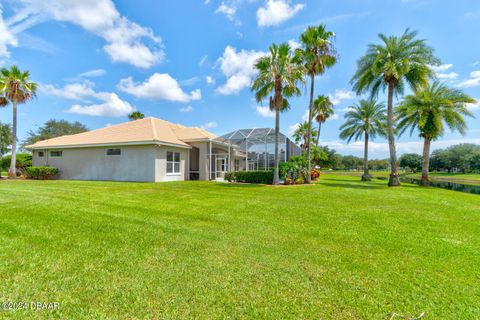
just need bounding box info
[0,0,479,158]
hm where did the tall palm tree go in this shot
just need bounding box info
[396,81,474,186]
[128,111,145,120]
[339,98,386,181]
[313,95,334,146]
[0,96,8,178]
[297,24,337,183]
[252,43,305,184]
[0,66,38,178]
[293,121,318,150]
[351,29,439,186]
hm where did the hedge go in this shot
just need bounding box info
[226,170,273,184]
[25,166,59,180]
[1,153,32,170]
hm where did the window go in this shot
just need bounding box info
[50,151,62,157]
[38,151,44,157]
[166,151,181,174]
[234,159,240,171]
[106,148,121,156]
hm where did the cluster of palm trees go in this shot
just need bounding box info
[252,24,337,185]
[0,65,38,178]
[252,27,475,187]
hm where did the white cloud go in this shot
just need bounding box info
[257,0,305,27]
[206,76,216,85]
[437,72,459,80]
[78,69,106,78]
[288,123,300,135]
[0,6,18,59]
[201,121,218,130]
[457,70,480,89]
[256,106,275,118]
[199,55,208,67]
[329,89,355,105]
[287,39,301,51]
[68,93,134,117]
[431,64,453,72]
[179,105,193,113]
[6,0,164,68]
[42,80,134,117]
[467,99,480,111]
[216,46,265,95]
[118,73,202,102]
[42,81,97,100]
[215,2,237,21]
[430,64,459,81]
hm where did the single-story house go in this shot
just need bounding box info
[26,117,301,182]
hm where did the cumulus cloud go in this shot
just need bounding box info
[42,81,134,117]
[215,2,237,21]
[329,89,355,105]
[257,0,305,27]
[256,106,275,118]
[457,70,480,89]
[467,99,480,111]
[216,46,265,95]
[68,93,134,117]
[431,64,458,81]
[201,121,218,130]
[5,0,164,68]
[206,76,216,85]
[77,69,106,78]
[0,7,18,59]
[287,39,301,51]
[118,73,202,102]
[179,105,193,113]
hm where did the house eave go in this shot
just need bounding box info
[26,140,192,150]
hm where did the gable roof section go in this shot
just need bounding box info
[26,117,216,149]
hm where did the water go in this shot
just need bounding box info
[399,177,480,195]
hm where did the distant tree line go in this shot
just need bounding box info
[430,144,480,173]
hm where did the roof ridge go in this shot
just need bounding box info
[150,117,159,141]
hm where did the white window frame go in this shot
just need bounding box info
[166,151,181,175]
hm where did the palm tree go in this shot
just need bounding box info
[339,98,386,181]
[297,24,337,183]
[351,29,439,186]
[0,66,38,178]
[396,81,474,186]
[252,43,305,184]
[313,95,334,146]
[293,121,318,150]
[128,111,145,120]
[0,96,8,178]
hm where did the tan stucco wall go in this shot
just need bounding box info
[32,145,157,182]
[154,146,189,182]
[188,141,208,180]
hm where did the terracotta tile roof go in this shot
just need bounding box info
[26,117,217,149]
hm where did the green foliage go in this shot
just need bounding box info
[128,111,145,120]
[430,144,480,173]
[341,155,363,170]
[368,159,389,170]
[22,119,88,149]
[1,153,31,170]
[339,98,386,143]
[0,122,12,156]
[293,121,317,149]
[400,153,422,173]
[25,166,59,180]
[225,171,274,184]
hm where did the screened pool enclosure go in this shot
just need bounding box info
[212,128,302,173]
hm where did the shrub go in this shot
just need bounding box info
[311,169,321,181]
[225,171,236,182]
[25,166,59,180]
[230,171,273,184]
[1,153,32,171]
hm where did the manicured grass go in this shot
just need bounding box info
[323,170,395,178]
[0,176,479,319]
[407,172,480,186]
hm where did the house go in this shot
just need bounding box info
[26,117,301,182]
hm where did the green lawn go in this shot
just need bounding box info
[0,176,479,319]
[407,172,480,186]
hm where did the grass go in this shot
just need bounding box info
[406,172,480,186]
[0,175,479,319]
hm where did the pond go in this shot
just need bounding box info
[399,177,480,195]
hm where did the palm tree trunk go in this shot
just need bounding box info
[386,82,400,187]
[305,74,315,184]
[361,132,371,181]
[316,122,322,147]
[420,137,431,187]
[273,107,280,185]
[8,101,17,178]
